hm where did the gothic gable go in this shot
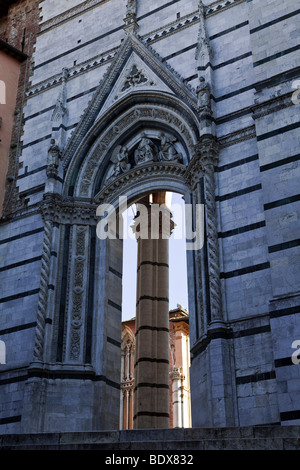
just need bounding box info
[62,32,198,171]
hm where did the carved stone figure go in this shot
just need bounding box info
[196,76,211,110]
[111,145,131,178]
[134,133,156,165]
[47,139,61,169]
[158,133,183,163]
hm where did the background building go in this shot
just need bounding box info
[0,0,40,216]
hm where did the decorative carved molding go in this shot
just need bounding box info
[33,219,53,361]
[76,105,195,197]
[27,48,118,98]
[69,225,88,361]
[40,193,98,225]
[252,93,294,120]
[206,0,245,16]
[204,163,222,322]
[185,135,223,322]
[95,161,186,204]
[218,125,256,148]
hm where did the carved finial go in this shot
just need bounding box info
[198,0,205,15]
[126,0,136,16]
[124,0,138,33]
[50,68,69,152]
[196,0,212,65]
[51,68,68,122]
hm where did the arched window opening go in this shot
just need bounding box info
[120,192,191,429]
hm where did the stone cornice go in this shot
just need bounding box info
[218,125,256,148]
[38,0,245,35]
[251,92,294,120]
[27,46,118,98]
[39,0,111,33]
[40,194,98,225]
[206,0,245,16]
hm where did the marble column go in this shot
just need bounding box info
[132,192,174,429]
[170,368,184,428]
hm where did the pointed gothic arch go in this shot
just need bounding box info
[26,31,237,433]
[62,91,200,200]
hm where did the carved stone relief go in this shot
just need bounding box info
[134,133,157,165]
[105,130,184,186]
[76,105,195,197]
[47,139,61,176]
[121,65,149,92]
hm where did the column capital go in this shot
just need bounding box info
[170,367,185,381]
[193,135,219,165]
[39,193,98,225]
[185,135,219,190]
[131,198,175,240]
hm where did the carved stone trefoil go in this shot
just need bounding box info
[121,65,148,92]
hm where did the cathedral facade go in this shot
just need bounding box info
[0,0,300,434]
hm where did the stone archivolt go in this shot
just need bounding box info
[67,102,197,199]
[95,161,186,205]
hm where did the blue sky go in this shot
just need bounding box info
[121,192,189,321]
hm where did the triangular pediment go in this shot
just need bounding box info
[97,50,177,118]
[63,33,197,169]
[95,32,197,117]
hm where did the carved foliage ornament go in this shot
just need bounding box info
[185,136,219,190]
[70,225,88,361]
[121,64,148,92]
